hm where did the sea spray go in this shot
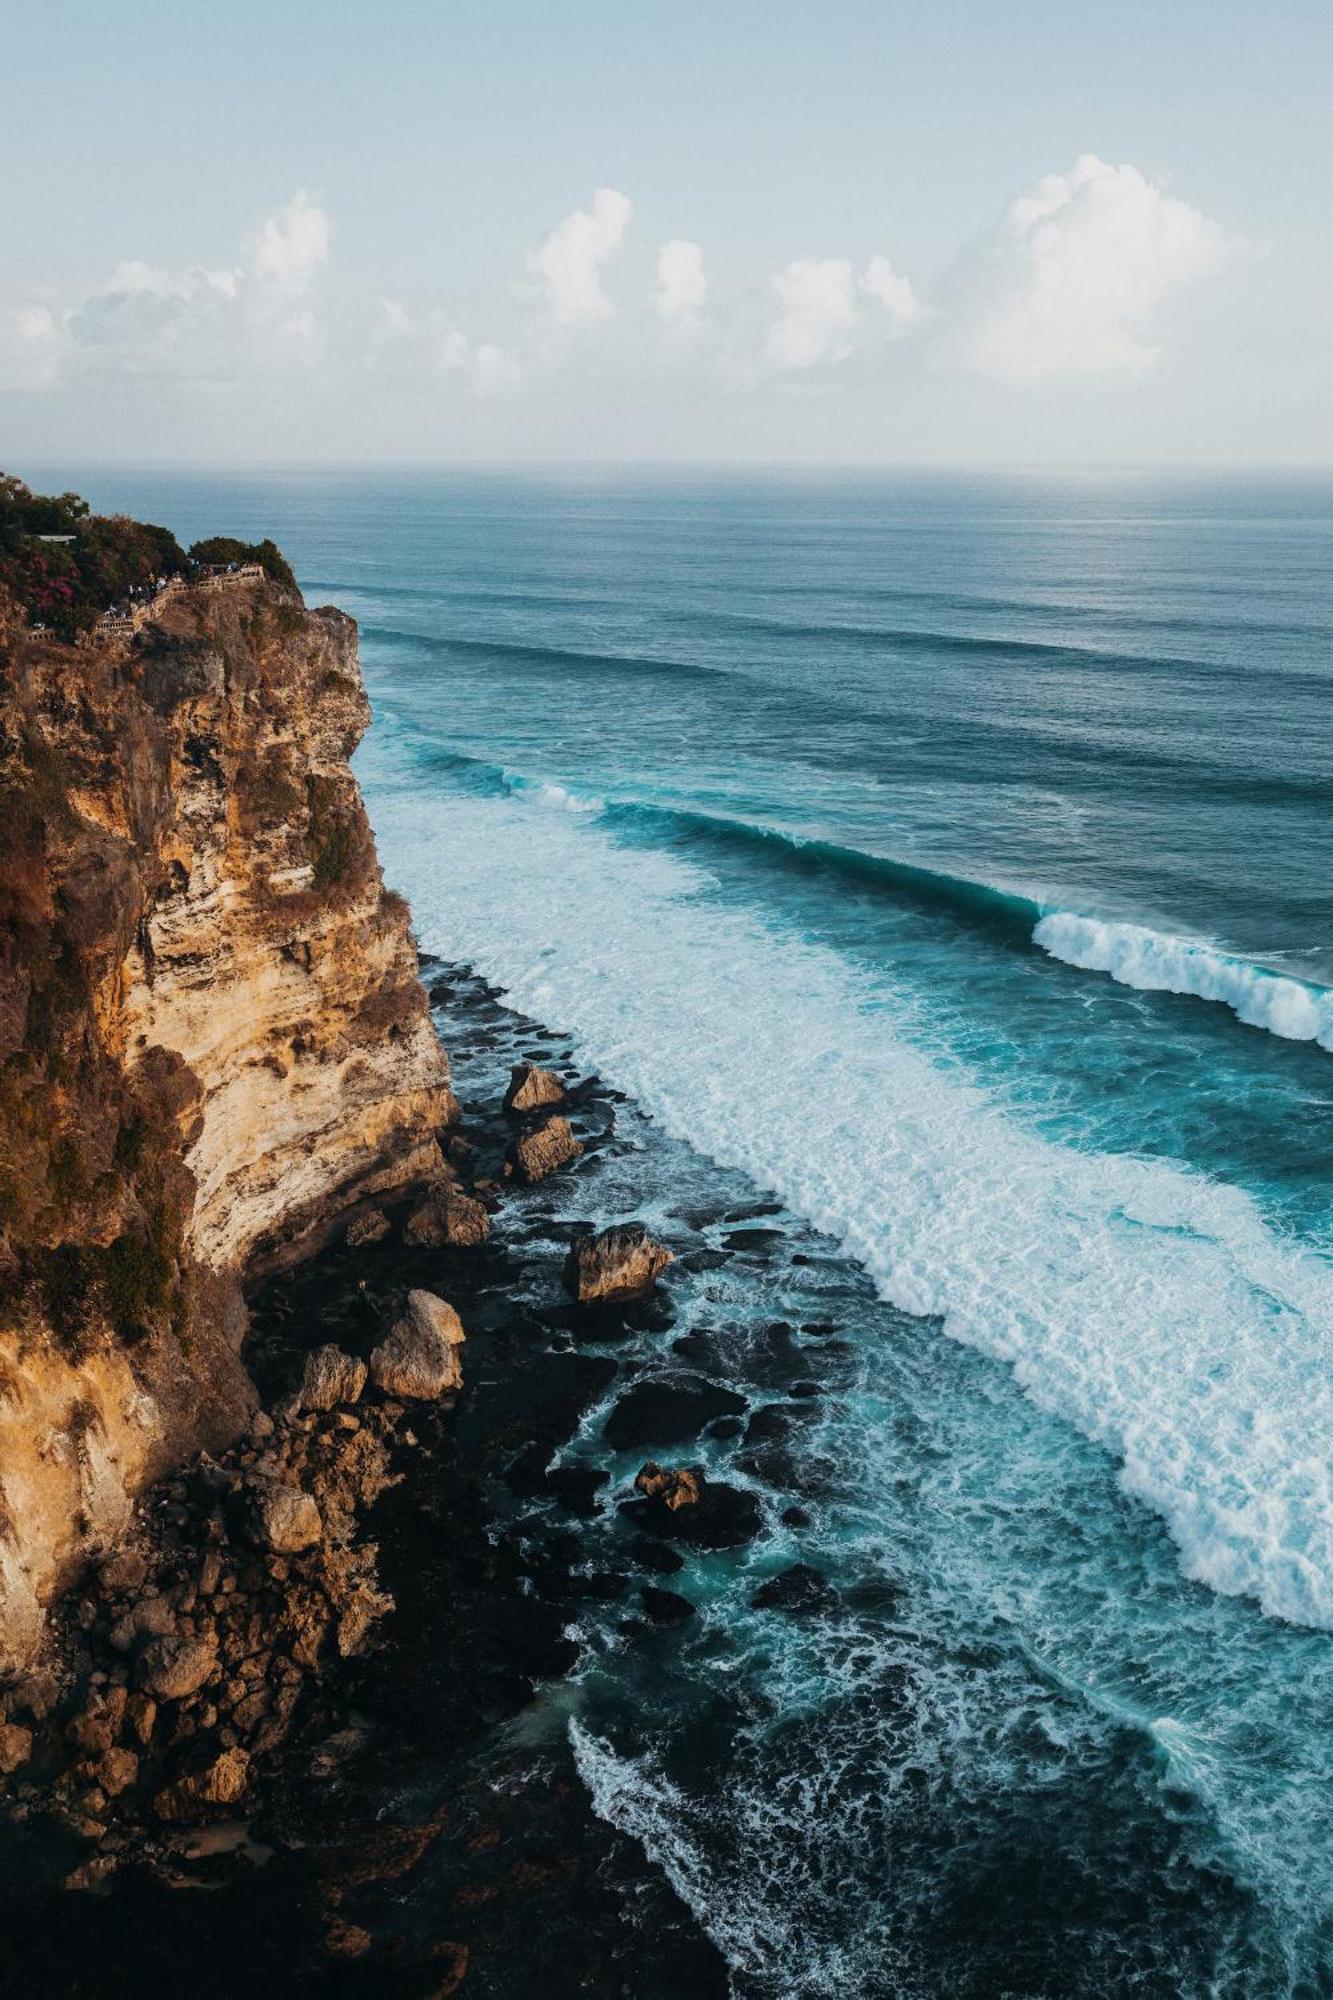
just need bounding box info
[362,753,1333,1631]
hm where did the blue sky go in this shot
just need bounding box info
[2,0,1329,463]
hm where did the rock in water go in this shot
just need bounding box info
[403,1189,492,1248]
[504,1062,567,1114]
[246,1477,324,1555]
[509,1115,582,1184]
[299,1344,368,1412]
[564,1224,673,1303]
[370,1289,465,1398]
[749,1564,839,1615]
[641,1585,696,1626]
[634,1462,703,1511]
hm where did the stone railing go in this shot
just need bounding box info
[92,564,266,642]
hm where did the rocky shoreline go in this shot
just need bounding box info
[0,961,736,1998]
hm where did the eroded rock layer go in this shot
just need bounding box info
[0,570,453,1669]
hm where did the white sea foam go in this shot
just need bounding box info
[363,745,1333,1630]
[1034,911,1333,1051]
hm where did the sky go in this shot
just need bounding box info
[1,0,1330,466]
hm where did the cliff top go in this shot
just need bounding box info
[0,472,297,643]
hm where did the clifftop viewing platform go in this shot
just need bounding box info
[91,562,267,641]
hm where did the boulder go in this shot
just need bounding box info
[345,1207,391,1248]
[750,1564,838,1616]
[510,1115,582,1184]
[504,1062,566,1115]
[563,1223,673,1304]
[604,1376,746,1451]
[245,1477,324,1555]
[370,1290,465,1399]
[633,1462,702,1511]
[137,1634,217,1703]
[153,1746,250,1821]
[299,1344,367,1413]
[0,1721,32,1776]
[92,1746,140,1798]
[622,1466,762,1549]
[403,1190,491,1249]
[640,1586,695,1626]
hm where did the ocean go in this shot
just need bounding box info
[59,466,1333,1994]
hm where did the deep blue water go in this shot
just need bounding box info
[50,467,1333,1994]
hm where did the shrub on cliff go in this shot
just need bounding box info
[0,474,188,639]
[187,534,297,593]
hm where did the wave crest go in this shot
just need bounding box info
[1034,913,1333,1051]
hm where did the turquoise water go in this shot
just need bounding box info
[64,467,1333,1992]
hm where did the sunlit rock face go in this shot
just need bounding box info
[0,571,452,1671]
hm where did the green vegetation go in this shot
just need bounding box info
[0,471,302,638]
[0,473,188,639]
[188,534,298,593]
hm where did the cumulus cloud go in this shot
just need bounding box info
[956,153,1230,381]
[0,191,332,393]
[527,187,633,324]
[655,238,707,324]
[861,254,924,328]
[252,190,330,294]
[374,299,469,371]
[0,305,65,391]
[766,258,858,370]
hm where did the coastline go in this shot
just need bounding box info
[0,958,742,1997]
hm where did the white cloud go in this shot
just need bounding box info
[527,187,632,325]
[957,154,1230,381]
[252,189,330,294]
[375,299,470,372]
[655,238,707,323]
[861,254,924,329]
[0,305,65,390]
[767,258,858,370]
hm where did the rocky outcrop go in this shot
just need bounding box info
[564,1223,673,1303]
[509,1116,582,1184]
[0,553,453,1672]
[369,1290,465,1400]
[503,1062,566,1115]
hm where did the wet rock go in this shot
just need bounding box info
[564,1223,673,1304]
[750,1564,838,1616]
[510,1115,582,1184]
[153,1746,250,1821]
[628,1536,685,1575]
[641,1586,695,1626]
[403,1189,491,1248]
[370,1289,465,1398]
[299,1344,367,1413]
[622,1470,762,1549]
[705,1414,744,1441]
[345,1207,391,1248]
[633,1462,702,1510]
[725,1227,786,1251]
[0,1721,32,1775]
[245,1476,323,1554]
[604,1376,746,1451]
[504,1061,567,1114]
[781,1505,811,1529]
[137,1633,217,1703]
[544,1464,610,1513]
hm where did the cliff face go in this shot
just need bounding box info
[0,571,453,1671]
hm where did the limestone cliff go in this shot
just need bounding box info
[0,565,454,1671]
